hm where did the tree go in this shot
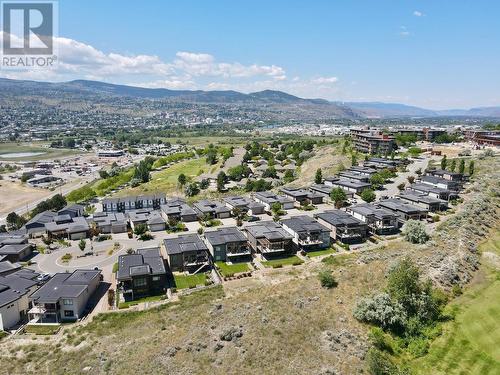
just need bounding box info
[318,270,338,288]
[330,187,347,208]
[133,160,151,183]
[351,153,358,166]
[370,173,385,189]
[177,173,187,187]
[63,138,76,148]
[185,183,200,197]
[450,159,456,172]
[397,183,406,191]
[271,202,282,216]
[315,168,323,184]
[78,239,86,252]
[133,223,148,237]
[401,220,429,244]
[458,159,465,175]
[360,188,376,203]
[262,166,277,179]
[407,175,415,184]
[99,169,109,179]
[199,179,209,189]
[205,149,218,165]
[408,147,422,157]
[6,212,26,231]
[440,155,447,170]
[468,160,475,176]
[216,171,227,192]
[283,169,295,183]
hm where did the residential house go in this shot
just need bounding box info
[281,215,331,250]
[420,175,460,191]
[279,187,324,206]
[0,269,39,331]
[427,169,463,182]
[90,212,128,234]
[407,183,458,201]
[324,177,372,194]
[58,204,85,218]
[309,184,354,200]
[252,191,295,211]
[161,198,198,223]
[102,194,167,213]
[350,128,397,154]
[193,199,232,219]
[377,199,428,226]
[244,221,294,255]
[163,234,210,273]
[346,203,398,235]
[116,247,167,301]
[44,216,90,240]
[0,236,32,263]
[147,212,166,232]
[24,211,57,237]
[348,166,378,177]
[204,227,250,262]
[337,171,370,182]
[223,196,266,216]
[314,210,368,244]
[29,270,101,323]
[398,192,448,212]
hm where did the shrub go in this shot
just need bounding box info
[401,220,429,244]
[369,327,394,354]
[366,348,403,375]
[353,293,407,333]
[318,270,338,288]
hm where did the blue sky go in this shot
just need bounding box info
[3,0,500,109]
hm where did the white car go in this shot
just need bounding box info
[36,274,51,283]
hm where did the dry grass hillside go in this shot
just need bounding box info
[1,154,499,375]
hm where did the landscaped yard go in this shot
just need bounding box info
[306,247,336,258]
[24,324,61,335]
[261,255,304,268]
[174,273,207,289]
[118,294,166,309]
[215,261,250,277]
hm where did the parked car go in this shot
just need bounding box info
[36,273,51,283]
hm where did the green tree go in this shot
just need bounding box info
[351,153,358,166]
[283,169,295,183]
[133,223,148,237]
[407,175,415,184]
[458,159,465,175]
[78,239,86,252]
[360,188,376,203]
[397,183,406,191]
[185,183,200,197]
[216,171,227,192]
[330,187,347,208]
[177,173,187,187]
[370,173,385,189]
[271,202,282,216]
[314,168,323,184]
[440,155,447,170]
[402,220,429,244]
[450,159,456,172]
[468,160,475,176]
[6,212,26,231]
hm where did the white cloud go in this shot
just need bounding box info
[399,26,411,37]
[0,33,341,99]
[413,10,424,17]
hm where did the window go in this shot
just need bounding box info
[152,276,160,281]
[133,277,147,287]
[64,310,74,317]
[62,299,73,306]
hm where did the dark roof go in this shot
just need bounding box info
[30,270,101,303]
[204,227,247,246]
[281,215,330,234]
[163,234,208,255]
[0,270,39,308]
[25,211,57,227]
[253,191,294,205]
[193,199,231,215]
[244,221,293,241]
[348,203,396,220]
[315,210,365,227]
[0,244,31,256]
[0,261,22,276]
[326,177,372,189]
[58,204,84,214]
[116,247,166,280]
[378,199,428,214]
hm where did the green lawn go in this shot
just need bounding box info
[24,324,61,335]
[306,247,336,258]
[215,261,250,277]
[118,294,165,309]
[261,255,304,268]
[174,273,207,289]
[116,157,213,197]
[413,234,500,375]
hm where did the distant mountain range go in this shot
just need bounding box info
[0,77,499,119]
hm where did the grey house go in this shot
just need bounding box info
[0,238,33,262]
[164,234,210,273]
[309,184,355,200]
[193,199,232,219]
[102,194,167,213]
[90,212,128,234]
[349,166,378,177]
[44,216,90,240]
[116,247,167,301]
[420,175,460,191]
[281,215,331,250]
[58,204,85,218]
[279,187,324,205]
[161,198,198,223]
[314,210,368,244]
[346,203,398,235]
[407,183,458,201]
[337,171,370,182]
[24,211,57,237]
[377,199,428,226]
[398,192,448,212]
[29,270,101,323]
[223,196,266,216]
[324,177,372,194]
[252,191,295,211]
[244,221,294,255]
[427,169,463,181]
[204,227,250,262]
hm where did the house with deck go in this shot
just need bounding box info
[116,247,167,301]
[397,192,448,212]
[244,221,293,255]
[90,212,128,234]
[314,210,368,244]
[193,199,232,219]
[346,203,398,235]
[252,191,295,211]
[223,196,266,216]
[408,183,458,201]
[163,234,210,273]
[279,187,324,206]
[102,194,167,213]
[324,177,372,194]
[161,198,198,223]
[377,199,428,226]
[204,227,250,262]
[280,215,331,250]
